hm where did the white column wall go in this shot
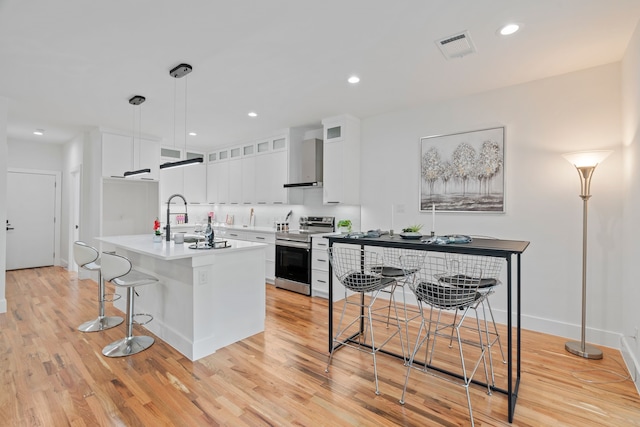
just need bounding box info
[0,96,7,313]
[361,63,623,348]
[62,133,85,267]
[621,21,640,387]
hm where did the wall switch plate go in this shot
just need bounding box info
[198,270,208,285]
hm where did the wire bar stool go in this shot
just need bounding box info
[326,246,405,395]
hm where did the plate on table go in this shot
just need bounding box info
[399,232,422,240]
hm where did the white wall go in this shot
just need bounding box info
[61,133,85,267]
[361,63,623,348]
[0,96,8,313]
[622,21,640,387]
[7,139,62,170]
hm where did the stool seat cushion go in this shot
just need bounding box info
[342,273,395,293]
[82,261,100,271]
[371,266,420,277]
[414,281,478,309]
[438,274,498,288]
[112,269,158,288]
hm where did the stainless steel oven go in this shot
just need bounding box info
[275,216,334,295]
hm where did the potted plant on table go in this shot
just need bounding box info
[400,224,423,239]
[337,219,352,233]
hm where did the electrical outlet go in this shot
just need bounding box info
[198,270,208,285]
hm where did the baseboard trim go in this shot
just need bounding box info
[621,336,640,395]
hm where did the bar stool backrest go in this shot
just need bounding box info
[328,246,388,293]
[101,252,133,283]
[73,241,99,269]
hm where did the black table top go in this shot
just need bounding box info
[327,235,530,258]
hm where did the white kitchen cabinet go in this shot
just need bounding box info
[322,115,361,205]
[215,227,275,283]
[311,236,345,300]
[228,147,243,204]
[254,135,288,204]
[102,132,159,180]
[241,143,256,204]
[183,151,206,204]
[217,149,230,204]
[206,151,219,203]
[159,147,184,203]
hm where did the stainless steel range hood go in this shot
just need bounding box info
[284,138,323,188]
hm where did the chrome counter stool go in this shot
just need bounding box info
[73,241,123,332]
[100,252,158,357]
[326,246,404,395]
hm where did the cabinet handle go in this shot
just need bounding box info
[258,202,267,204]
[256,236,265,240]
[317,243,327,247]
[230,233,238,237]
[326,201,340,204]
[317,279,327,284]
[316,259,326,262]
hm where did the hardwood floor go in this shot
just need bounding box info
[2,266,640,426]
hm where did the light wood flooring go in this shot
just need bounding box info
[2,266,640,426]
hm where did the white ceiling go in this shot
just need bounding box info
[1,0,639,150]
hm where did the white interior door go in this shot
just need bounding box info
[6,171,56,270]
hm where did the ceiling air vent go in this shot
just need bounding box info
[436,31,476,59]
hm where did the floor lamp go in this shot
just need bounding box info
[562,150,612,360]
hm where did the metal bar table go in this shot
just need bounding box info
[327,235,529,423]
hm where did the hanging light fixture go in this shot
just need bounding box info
[124,95,151,177]
[159,63,204,170]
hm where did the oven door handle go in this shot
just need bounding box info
[276,240,310,250]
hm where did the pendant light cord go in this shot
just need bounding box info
[173,77,177,149]
[184,76,188,155]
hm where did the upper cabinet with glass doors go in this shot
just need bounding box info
[321,114,361,205]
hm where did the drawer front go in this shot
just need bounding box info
[312,270,329,297]
[225,230,247,240]
[312,251,329,271]
[247,232,275,244]
[312,237,329,251]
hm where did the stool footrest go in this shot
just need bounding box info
[103,292,122,302]
[133,313,153,326]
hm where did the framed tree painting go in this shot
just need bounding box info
[420,126,505,212]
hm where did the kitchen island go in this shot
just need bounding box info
[97,234,267,361]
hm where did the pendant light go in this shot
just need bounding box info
[159,63,204,170]
[124,95,151,177]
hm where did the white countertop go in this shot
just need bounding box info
[97,234,266,261]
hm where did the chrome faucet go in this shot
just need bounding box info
[166,193,188,241]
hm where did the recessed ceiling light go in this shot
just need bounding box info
[348,75,360,84]
[188,132,197,136]
[33,129,44,136]
[248,112,258,117]
[499,23,520,36]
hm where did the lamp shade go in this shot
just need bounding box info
[562,150,612,168]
